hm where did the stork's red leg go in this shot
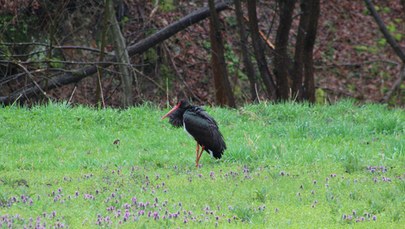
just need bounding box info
[196,143,200,161]
[196,145,204,168]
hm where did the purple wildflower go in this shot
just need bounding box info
[132,197,137,205]
[243,166,249,173]
[121,210,129,220]
[153,212,159,220]
[105,216,111,223]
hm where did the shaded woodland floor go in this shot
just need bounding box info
[36,1,405,106]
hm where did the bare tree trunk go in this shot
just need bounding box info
[208,0,236,107]
[234,0,257,102]
[108,0,133,107]
[96,0,110,108]
[302,0,320,103]
[247,0,277,100]
[292,0,310,101]
[274,0,296,101]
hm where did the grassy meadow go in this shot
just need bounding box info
[0,101,404,228]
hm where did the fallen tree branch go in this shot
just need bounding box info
[12,62,50,100]
[364,0,405,63]
[0,59,143,66]
[0,0,232,105]
[364,0,405,104]
[0,46,112,58]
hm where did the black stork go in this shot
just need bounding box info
[161,100,226,167]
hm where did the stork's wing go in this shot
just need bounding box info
[183,107,226,158]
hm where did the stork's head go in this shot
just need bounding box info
[161,100,191,127]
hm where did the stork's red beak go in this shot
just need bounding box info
[161,102,180,120]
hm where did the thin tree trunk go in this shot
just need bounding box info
[402,0,405,17]
[96,0,110,108]
[274,0,296,101]
[234,0,257,102]
[292,0,309,101]
[208,0,236,107]
[302,0,320,103]
[247,0,277,100]
[108,0,133,107]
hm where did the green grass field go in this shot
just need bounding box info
[0,101,404,228]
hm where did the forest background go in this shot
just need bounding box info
[0,0,404,107]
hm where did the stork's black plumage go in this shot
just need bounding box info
[161,100,226,167]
